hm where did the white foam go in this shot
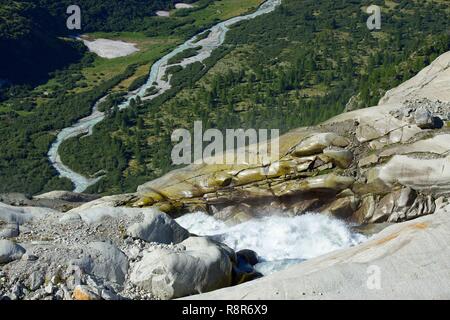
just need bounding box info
[176,212,366,274]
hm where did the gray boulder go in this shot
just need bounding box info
[127,209,189,244]
[34,191,99,203]
[71,241,129,286]
[1,192,96,212]
[414,107,432,128]
[0,204,20,238]
[414,107,443,129]
[0,240,26,264]
[130,237,234,299]
[0,193,31,206]
[0,222,19,239]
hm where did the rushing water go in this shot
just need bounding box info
[48,0,282,192]
[176,212,366,275]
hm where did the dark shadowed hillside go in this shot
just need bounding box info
[0,0,200,86]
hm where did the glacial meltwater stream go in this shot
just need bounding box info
[176,212,366,275]
[48,0,282,192]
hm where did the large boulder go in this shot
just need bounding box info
[0,192,98,212]
[365,155,450,195]
[414,107,443,129]
[370,188,417,223]
[323,147,353,169]
[34,191,99,203]
[414,107,434,129]
[67,206,151,225]
[0,222,19,239]
[70,242,129,286]
[0,240,26,264]
[127,209,190,244]
[0,208,20,239]
[0,202,59,239]
[72,285,102,301]
[325,195,360,219]
[352,187,434,224]
[292,133,349,157]
[130,237,234,299]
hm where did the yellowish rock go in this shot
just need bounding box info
[72,285,101,301]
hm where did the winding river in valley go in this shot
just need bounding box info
[48,0,282,193]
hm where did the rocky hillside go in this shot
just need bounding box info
[1,51,450,300]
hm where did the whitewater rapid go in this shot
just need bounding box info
[48,0,282,192]
[176,212,366,275]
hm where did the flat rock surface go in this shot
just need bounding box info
[380,52,450,105]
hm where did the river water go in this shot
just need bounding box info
[176,211,366,275]
[48,0,282,192]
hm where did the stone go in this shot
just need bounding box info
[130,237,234,299]
[72,285,102,301]
[292,133,349,157]
[236,249,259,266]
[61,285,72,300]
[127,209,189,244]
[358,154,379,168]
[233,249,262,285]
[22,253,38,262]
[34,191,99,203]
[366,155,450,195]
[401,194,436,221]
[435,197,449,212]
[271,174,355,197]
[72,206,142,225]
[353,195,377,224]
[1,191,96,212]
[414,107,433,128]
[323,147,354,169]
[397,187,416,208]
[213,204,254,226]
[0,222,19,239]
[370,188,417,223]
[71,241,129,286]
[0,202,58,224]
[0,240,26,264]
[325,196,360,219]
[414,107,443,129]
[58,213,82,224]
[101,288,120,301]
[44,283,55,295]
[10,283,23,299]
[26,271,45,291]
